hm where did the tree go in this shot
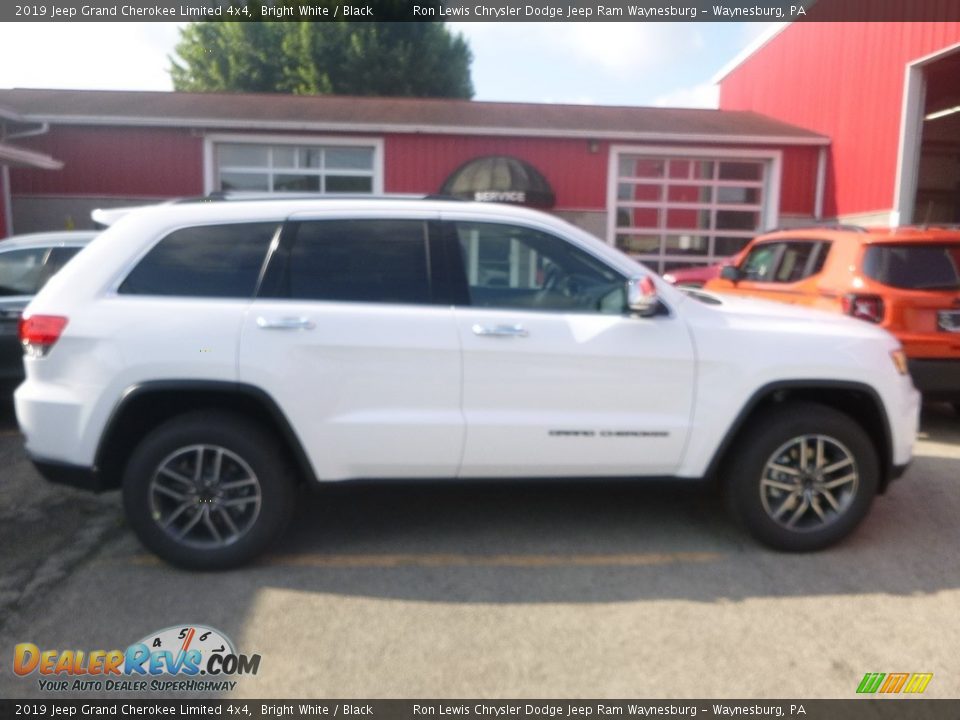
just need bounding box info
[170,17,474,99]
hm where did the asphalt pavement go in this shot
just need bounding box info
[1,393,958,699]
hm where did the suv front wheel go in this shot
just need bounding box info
[725,402,879,552]
[122,411,295,570]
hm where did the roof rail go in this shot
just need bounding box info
[423,193,469,202]
[895,223,960,231]
[762,223,869,233]
[90,192,450,228]
[200,191,434,202]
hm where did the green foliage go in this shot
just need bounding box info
[170,14,474,99]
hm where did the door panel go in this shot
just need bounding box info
[239,302,463,480]
[455,308,696,477]
[239,218,463,481]
[448,220,695,477]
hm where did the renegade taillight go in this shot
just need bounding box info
[19,314,68,358]
[841,294,885,324]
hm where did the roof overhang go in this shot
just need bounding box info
[14,112,831,147]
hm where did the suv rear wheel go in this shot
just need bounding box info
[725,402,878,552]
[122,411,295,570]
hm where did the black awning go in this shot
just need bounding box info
[440,155,556,208]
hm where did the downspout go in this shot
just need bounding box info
[5,120,51,141]
[2,166,12,238]
[1,120,53,236]
[814,145,827,221]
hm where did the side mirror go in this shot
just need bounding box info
[626,276,661,317]
[719,265,743,283]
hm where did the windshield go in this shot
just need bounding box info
[862,244,960,290]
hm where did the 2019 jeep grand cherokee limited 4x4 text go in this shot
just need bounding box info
[15,199,919,568]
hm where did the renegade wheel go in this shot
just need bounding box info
[725,402,879,552]
[122,412,295,570]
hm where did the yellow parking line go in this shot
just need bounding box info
[132,552,722,568]
[274,552,723,568]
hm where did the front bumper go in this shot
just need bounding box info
[907,358,960,400]
[30,456,104,493]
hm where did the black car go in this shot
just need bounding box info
[0,230,96,382]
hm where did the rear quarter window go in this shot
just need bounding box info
[118,223,278,298]
[862,244,960,290]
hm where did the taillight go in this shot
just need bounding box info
[841,294,884,324]
[19,314,68,358]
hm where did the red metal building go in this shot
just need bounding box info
[717,15,960,227]
[0,88,829,274]
[0,105,64,237]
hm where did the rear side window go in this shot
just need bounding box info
[862,244,960,290]
[45,246,83,276]
[37,246,84,291]
[119,223,278,298]
[0,247,48,296]
[774,241,829,283]
[263,219,432,304]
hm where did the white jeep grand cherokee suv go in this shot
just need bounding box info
[15,199,919,568]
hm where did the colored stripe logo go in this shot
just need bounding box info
[857,672,933,694]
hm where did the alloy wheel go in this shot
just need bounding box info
[759,434,859,533]
[148,444,262,549]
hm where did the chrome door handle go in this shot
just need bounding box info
[256,316,315,330]
[471,323,529,338]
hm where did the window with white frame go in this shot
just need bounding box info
[214,142,377,194]
[611,151,775,274]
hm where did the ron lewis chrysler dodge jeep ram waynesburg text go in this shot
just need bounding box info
[15,199,919,568]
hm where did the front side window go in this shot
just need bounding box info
[216,143,376,194]
[118,223,278,298]
[455,222,625,314]
[264,220,432,305]
[0,248,48,296]
[740,243,782,282]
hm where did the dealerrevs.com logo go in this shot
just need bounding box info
[13,624,261,693]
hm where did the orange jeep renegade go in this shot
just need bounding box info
[704,226,960,409]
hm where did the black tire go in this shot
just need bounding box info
[724,402,879,552]
[122,411,295,570]
[953,402,960,417]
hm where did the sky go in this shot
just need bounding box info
[0,22,779,108]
